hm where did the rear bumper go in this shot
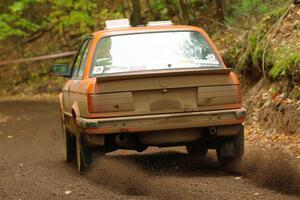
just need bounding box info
[75,108,246,134]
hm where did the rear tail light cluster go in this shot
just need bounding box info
[197,85,241,106]
[88,92,134,113]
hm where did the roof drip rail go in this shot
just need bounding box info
[105,19,131,29]
[147,20,173,26]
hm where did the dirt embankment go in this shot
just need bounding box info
[242,79,300,160]
[245,80,300,135]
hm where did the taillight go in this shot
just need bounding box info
[197,85,241,106]
[88,92,134,113]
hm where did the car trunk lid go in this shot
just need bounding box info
[88,68,241,117]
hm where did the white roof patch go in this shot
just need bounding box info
[105,19,131,29]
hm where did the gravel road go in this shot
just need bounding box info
[0,101,299,200]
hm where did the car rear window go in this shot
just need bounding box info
[91,31,223,76]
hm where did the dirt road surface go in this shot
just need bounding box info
[0,101,299,200]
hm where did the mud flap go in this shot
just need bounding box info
[219,141,235,157]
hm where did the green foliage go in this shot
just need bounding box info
[151,0,168,11]
[221,0,299,84]
[0,0,125,41]
[249,23,271,70]
[225,22,268,77]
[0,0,44,40]
[0,0,129,94]
[232,0,270,16]
[225,0,285,27]
[10,1,26,13]
[270,53,300,79]
[49,0,96,33]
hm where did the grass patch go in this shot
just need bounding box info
[270,52,300,79]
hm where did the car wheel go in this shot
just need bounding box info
[61,115,76,163]
[76,134,93,172]
[217,128,244,170]
[63,130,76,163]
[186,143,208,156]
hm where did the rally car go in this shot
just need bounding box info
[53,19,246,172]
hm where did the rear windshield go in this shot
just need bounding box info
[91,31,222,76]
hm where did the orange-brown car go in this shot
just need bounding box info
[53,19,246,172]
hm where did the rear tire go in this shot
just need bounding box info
[61,117,76,163]
[76,134,93,172]
[64,131,76,162]
[217,127,244,170]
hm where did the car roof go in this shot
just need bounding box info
[91,25,207,38]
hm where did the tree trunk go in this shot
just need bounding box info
[120,0,128,18]
[215,0,225,22]
[130,0,143,26]
[177,0,190,24]
[165,0,177,19]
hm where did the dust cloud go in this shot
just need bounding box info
[239,148,300,195]
[85,153,187,199]
[86,157,150,196]
[86,149,300,198]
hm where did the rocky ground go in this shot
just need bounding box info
[0,100,300,199]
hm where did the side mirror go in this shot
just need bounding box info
[53,64,71,78]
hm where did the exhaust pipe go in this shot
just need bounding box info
[209,127,217,135]
[114,133,147,152]
[114,133,128,146]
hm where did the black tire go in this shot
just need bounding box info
[186,143,208,156]
[61,116,76,163]
[76,134,93,172]
[64,130,76,162]
[217,127,244,170]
